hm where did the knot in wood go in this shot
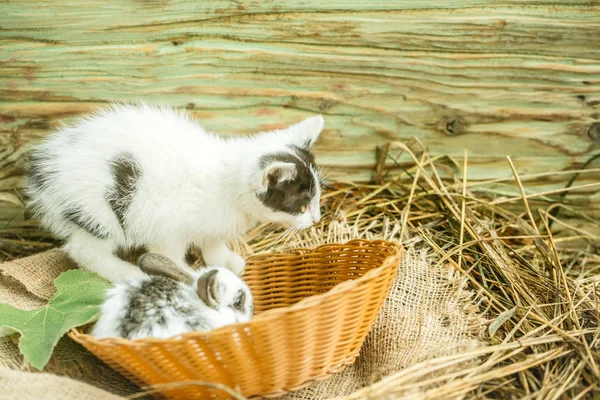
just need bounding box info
[319,100,333,112]
[588,122,600,142]
[445,119,465,136]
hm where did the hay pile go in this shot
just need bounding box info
[1,141,599,398]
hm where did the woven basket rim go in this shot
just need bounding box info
[69,239,403,346]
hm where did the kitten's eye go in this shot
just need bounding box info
[300,205,308,213]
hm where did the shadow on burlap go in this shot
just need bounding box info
[0,231,485,400]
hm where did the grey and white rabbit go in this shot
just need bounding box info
[91,253,254,340]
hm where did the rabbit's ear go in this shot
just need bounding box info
[196,269,220,309]
[138,253,193,285]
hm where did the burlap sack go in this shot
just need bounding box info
[272,225,484,400]
[0,220,485,400]
[0,367,122,400]
[0,250,139,398]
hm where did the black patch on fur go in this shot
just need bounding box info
[26,150,52,191]
[106,152,142,230]
[120,277,197,339]
[115,244,148,264]
[64,207,110,239]
[257,146,319,215]
[290,145,317,169]
[185,243,203,267]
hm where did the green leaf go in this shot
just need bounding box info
[0,269,111,370]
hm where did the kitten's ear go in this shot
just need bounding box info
[286,115,324,149]
[197,269,220,309]
[262,161,296,188]
[138,253,194,285]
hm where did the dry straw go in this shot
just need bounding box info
[1,138,599,398]
[244,140,600,399]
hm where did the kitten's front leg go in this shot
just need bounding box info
[147,241,196,276]
[64,232,147,284]
[201,239,245,275]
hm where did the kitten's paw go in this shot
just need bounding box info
[109,266,147,284]
[225,252,246,275]
[200,241,245,274]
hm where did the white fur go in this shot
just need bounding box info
[91,266,253,340]
[27,104,323,283]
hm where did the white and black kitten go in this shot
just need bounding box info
[27,103,323,283]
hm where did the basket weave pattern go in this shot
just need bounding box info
[70,240,403,399]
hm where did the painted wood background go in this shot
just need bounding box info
[1,0,600,223]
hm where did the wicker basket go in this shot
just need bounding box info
[69,239,403,399]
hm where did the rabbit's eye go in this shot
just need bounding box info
[232,290,245,310]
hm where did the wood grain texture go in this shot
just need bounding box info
[1,0,600,222]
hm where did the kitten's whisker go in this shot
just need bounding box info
[270,225,301,249]
[270,226,294,247]
[282,227,299,243]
